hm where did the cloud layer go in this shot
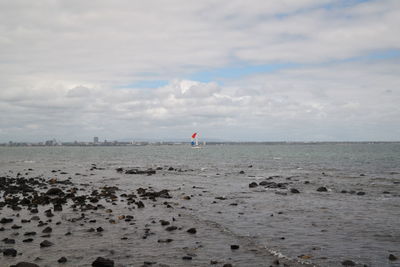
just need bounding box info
[1,0,399,141]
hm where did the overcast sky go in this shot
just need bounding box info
[1,0,399,142]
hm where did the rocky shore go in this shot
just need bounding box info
[0,165,311,267]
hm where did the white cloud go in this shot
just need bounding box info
[0,0,399,141]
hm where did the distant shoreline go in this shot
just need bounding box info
[1,141,399,147]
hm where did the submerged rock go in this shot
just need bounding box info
[389,254,398,261]
[3,248,17,256]
[58,256,67,263]
[92,257,115,267]
[249,182,258,188]
[40,240,53,247]
[341,260,356,266]
[187,228,197,234]
[10,263,40,267]
[317,187,328,192]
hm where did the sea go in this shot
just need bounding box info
[0,143,399,267]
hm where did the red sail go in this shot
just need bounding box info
[191,133,197,139]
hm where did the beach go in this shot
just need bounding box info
[0,144,399,267]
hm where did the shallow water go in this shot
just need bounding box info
[0,143,400,266]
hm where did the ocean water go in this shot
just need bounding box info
[0,143,399,266]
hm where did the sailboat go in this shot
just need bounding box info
[191,132,203,149]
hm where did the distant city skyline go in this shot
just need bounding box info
[1,1,399,142]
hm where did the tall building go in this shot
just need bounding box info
[93,137,99,143]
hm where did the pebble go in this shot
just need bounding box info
[40,240,54,247]
[249,182,258,188]
[389,254,398,261]
[0,218,14,224]
[10,263,40,267]
[230,245,240,250]
[165,226,178,231]
[187,228,197,234]
[3,248,17,257]
[341,260,356,266]
[92,257,115,267]
[58,256,67,263]
[290,188,300,193]
[317,187,328,192]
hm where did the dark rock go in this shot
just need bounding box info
[187,228,196,234]
[0,217,13,224]
[342,260,356,266]
[40,240,53,247]
[23,238,34,242]
[3,238,15,244]
[239,170,245,174]
[24,231,36,236]
[11,224,22,229]
[46,188,64,195]
[160,220,170,226]
[42,226,52,233]
[230,245,239,250]
[96,227,104,232]
[249,182,258,188]
[290,188,300,193]
[317,187,328,192]
[92,257,114,267]
[182,256,192,260]
[10,262,40,267]
[158,238,173,243]
[58,256,67,263]
[357,191,366,196]
[165,226,178,231]
[3,248,17,257]
[389,254,397,261]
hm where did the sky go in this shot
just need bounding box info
[0,0,399,142]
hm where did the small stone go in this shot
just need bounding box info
[341,260,356,266]
[58,257,67,263]
[23,238,34,242]
[40,240,53,247]
[92,257,114,267]
[357,191,366,196]
[290,188,300,193]
[187,228,197,234]
[0,217,13,224]
[230,245,239,250]
[165,226,177,231]
[3,248,17,257]
[12,224,22,229]
[160,220,170,226]
[11,262,40,267]
[182,256,192,260]
[3,238,16,244]
[42,226,52,233]
[96,227,104,232]
[249,182,258,188]
[389,254,397,261]
[317,187,328,192]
